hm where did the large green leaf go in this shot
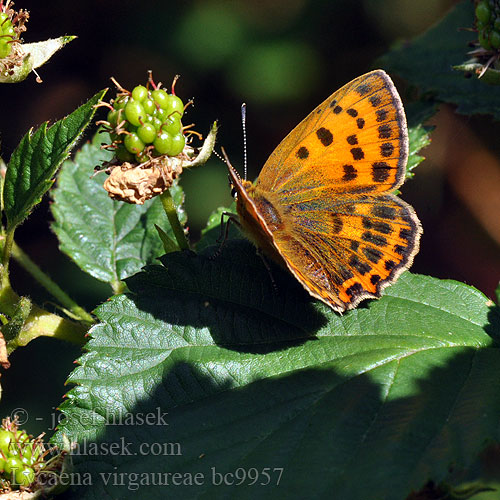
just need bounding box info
[380,1,500,119]
[54,241,500,499]
[4,90,106,229]
[51,131,186,289]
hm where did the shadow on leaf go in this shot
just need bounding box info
[124,239,329,353]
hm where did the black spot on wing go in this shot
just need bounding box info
[362,231,388,247]
[296,146,309,159]
[349,256,371,275]
[372,204,396,219]
[362,246,382,264]
[316,127,333,147]
[350,240,360,251]
[399,227,411,240]
[369,94,382,107]
[351,148,364,161]
[342,164,357,181]
[356,83,371,96]
[346,282,364,297]
[376,109,388,122]
[378,124,392,139]
[385,260,396,271]
[380,143,394,157]
[371,162,391,183]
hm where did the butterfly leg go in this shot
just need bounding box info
[209,212,241,260]
[256,248,279,294]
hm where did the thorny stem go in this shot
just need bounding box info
[160,189,189,251]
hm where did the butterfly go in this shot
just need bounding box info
[226,70,422,313]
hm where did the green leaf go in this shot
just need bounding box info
[54,241,500,499]
[51,131,187,289]
[154,223,179,254]
[379,1,500,119]
[4,90,106,229]
[0,36,77,84]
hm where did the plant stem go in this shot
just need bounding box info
[111,279,126,295]
[10,242,94,324]
[1,227,15,287]
[0,284,88,353]
[0,282,21,317]
[160,189,189,251]
[8,303,88,353]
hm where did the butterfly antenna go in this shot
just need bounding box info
[241,103,248,180]
[212,148,226,164]
[220,147,234,171]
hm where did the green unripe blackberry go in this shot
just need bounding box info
[137,123,156,144]
[4,456,23,475]
[0,429,13,454]
[476,1,492,24]
[166,95,184,117]
[490,29,500,47]
[169,133,186,156]
[151,116,162,130]
[151,89,170,109]
[155,107,169,122]
[124,100,146,126]
[124,133,145,154]
[142,98,156,115]
[479,29,492,49]
[153,130,172,155]
[131,85,148,102]
[107,109,121,127]
[14,466,35,486]
[113,96,129,110]
[162,114,182,135]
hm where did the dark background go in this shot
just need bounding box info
[1,0,499,435]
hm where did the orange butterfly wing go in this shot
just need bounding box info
[230,70,422,312]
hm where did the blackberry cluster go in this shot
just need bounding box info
[0,423,43,488]
[105,78,187,164]
[475,0,500,49]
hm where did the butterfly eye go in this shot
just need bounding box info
[227,174,238,199]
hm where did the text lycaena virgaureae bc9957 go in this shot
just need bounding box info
[227,70,422,312]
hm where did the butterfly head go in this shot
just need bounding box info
[221,147,252,201]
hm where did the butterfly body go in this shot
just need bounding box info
[228,70,422,312]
